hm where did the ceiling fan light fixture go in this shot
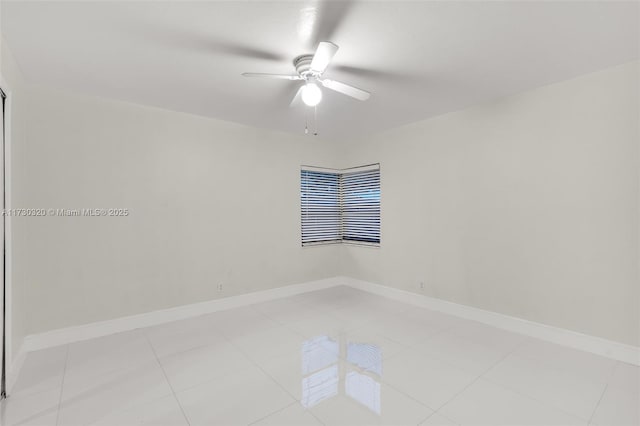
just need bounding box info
[301,82,322,106]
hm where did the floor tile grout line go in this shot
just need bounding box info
[246,401,298,426]
[424,335,529,418]
[0,354,57,422]
[306,407,327,425]
[389,323,456,351]
[417,410,460,426]
[218,312,290,342]
[381,380,440,414]
[226,334,299,397]
[479,352,615,405]
[142,333,192,426]
[54,344,70,426]
[470,337,597,423]
[215,303,329,425]
[0,378,67,401]
[381,331,521,391]
[587,359,619,425]
[256,301,339,325]
[219,325,312,424]
[587,383,608,425]
[478,374,595,423]
[141,315,263,397]
[234,356,311,423]
[369,340,448,413]
[254,296,376,334]
[225,300,335,426]
[246,399,326,426]
[143,322,234,362]
[475,338,616,423]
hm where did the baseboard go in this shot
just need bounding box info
[343,277,640,366]
[21,276,343,353]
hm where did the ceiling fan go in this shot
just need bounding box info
[242,42,371,107]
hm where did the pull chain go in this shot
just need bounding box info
[303,105,319,136]
[313,105,318,136]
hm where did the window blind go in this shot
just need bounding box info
[301,164,380,246]
[341,169,381,244]
[300,170,341,245]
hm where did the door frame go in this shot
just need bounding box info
[0,74,13,398]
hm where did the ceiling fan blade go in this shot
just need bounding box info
[242,73,302,80]
[309,1,354,47]
[289,85,304,108]
[320,79,371,101]
[310,42,339,74]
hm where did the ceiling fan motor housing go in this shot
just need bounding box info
[294,55,315,79]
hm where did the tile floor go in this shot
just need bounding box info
[1,286,638,425]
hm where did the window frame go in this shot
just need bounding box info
[300,163,380,247]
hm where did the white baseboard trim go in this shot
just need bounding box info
[21,276,343,354]
[343,277,640,366]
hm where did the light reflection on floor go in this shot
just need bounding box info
[301,335,382,415]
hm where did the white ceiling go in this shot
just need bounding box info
[2,1,638,138]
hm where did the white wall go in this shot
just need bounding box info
[20,86,341,335]
[338,61,639,346]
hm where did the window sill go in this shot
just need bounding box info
[302,241,380,248]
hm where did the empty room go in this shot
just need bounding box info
[0,1,637,425]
